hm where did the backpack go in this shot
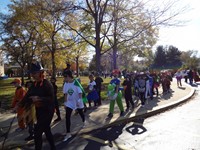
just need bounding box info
[138,78,146,92]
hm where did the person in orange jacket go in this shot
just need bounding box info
[11,78,26,132]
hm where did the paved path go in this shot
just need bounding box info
[0,79,195,149]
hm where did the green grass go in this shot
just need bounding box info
[0,78,15,110]
[0,76,113,110]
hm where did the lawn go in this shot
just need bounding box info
[0,76,113,111]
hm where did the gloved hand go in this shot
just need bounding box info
[107,91,111,97]
[111,93,118,100]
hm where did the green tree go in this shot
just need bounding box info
[0,1,42,83]
[181,50,200,69]
[153,45,166,69]
[166,45,182,68]
[30,0,74,78]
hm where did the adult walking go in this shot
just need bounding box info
[145,72,153,100]
[188,69,193,85]
[137,73,147,107]
[95,73,103,106]
[50,77,61,123]
[23,61,56,150]
[122,75,134,111]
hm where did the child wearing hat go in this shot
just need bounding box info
[11,78,26,132]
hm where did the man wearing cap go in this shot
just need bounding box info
[21,61,56,150]
[11,78,26,132]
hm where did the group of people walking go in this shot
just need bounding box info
[9,61,104,149]
[12,60,199,150]
[174,69,200,87]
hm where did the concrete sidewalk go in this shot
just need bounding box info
[0,79,195,149]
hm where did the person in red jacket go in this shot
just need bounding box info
[10,78,26,132]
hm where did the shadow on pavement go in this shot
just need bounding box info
[178,86,186,90]
[161,90,173,100]
[83,123,126,150]
[125,118,147,135]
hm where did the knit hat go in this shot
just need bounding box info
[10,78,21,84]
[112,69,120,75]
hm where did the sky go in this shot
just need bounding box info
[154,0,200,53]
[0,0,200,53]
[0,0,11,13]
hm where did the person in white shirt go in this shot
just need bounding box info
[62,70,85,142]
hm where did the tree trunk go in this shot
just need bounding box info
[75,56,79,77]
[113,0,118,70]
[51,36,56,78]
[95,25,101,73]
[27,62,31,80]
[51,51,56,78]
[113,46,117,69]
[21,68,25,85]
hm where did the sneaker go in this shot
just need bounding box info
[125,107,129,112]
[53,117,61,123]
[82,122,86,128]
[15,128,24,132]
[107,113,113,118]
[63,133,72,142]
[24,135,34,141]
[120,111,125,117]
[84,107,87,113]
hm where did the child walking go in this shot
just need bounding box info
[107,69,124,118]
[10,78,26,132]
[23,80,35,141]
[63,70,85,142]
[87,74,99,107]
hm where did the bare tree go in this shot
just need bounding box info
[63,0,188,71]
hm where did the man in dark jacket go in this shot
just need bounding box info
[95,73,103,106]
[22,61,56,150]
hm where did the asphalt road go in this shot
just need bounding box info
[52,85,200,150]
